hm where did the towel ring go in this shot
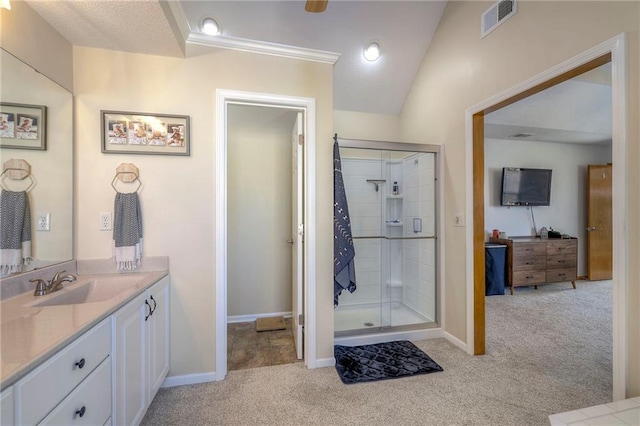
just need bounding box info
[0,159,37,192]
[111,163,142,193]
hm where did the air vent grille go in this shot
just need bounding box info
[481,0,518,38]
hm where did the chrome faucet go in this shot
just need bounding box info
[30,270,77,296]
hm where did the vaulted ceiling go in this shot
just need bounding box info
[23,0,611,144]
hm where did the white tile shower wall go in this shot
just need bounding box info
[402,153,436,321]
[340,158,385,306]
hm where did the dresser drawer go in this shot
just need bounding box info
[513,270,546,285]
[514,243,546,257]
[16,318,111,425]
[513,256,545,271]
[39,357,111,426]
[546,240,577,255]
[546,268,577,283]
[546,254,577,269]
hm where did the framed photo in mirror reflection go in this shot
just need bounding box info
[0,103,47,150]
[101,110,190,156]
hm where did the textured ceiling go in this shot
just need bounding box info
[25,0,183,57]
[24,0,447,115]
[23,0,611,142]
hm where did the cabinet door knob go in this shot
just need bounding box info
[74,358,85,369]
[74,406,86,418]
[145,300,152,321]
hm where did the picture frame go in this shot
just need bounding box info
[101,110,190,156]
[0,103,47,150]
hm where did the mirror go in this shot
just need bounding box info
[0,48,73,277]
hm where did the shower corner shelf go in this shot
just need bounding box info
[385,221,403,227]
[386,194,403,199]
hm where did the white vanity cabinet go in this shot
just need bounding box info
[1,387,14,425]
[113,276,170,426]
[14,318,112,425]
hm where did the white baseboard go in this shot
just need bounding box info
[161,371,218,388]
[443,331,468,352]
[334,327,444,347]
[313,357,336,368]
[227,311,292,324]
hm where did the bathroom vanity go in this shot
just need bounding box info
[0,260,170,426]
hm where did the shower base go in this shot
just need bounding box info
[334,301,431,333]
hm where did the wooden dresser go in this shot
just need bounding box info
[489,237,577,294]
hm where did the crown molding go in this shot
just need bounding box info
[187,33,340,64]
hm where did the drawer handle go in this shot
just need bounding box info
[558,260,566,263]
[75,406,86,418]
[526,276,534,279]
[74,358,86,369]
[150,294,157,315]
[558,247,566,251]
[145,300,152,321]
[558,273,566,277]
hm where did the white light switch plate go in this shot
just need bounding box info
[454,214,465,227]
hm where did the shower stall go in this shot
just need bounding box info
[334,139,441,341]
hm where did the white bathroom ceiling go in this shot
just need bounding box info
[24,0,448,116]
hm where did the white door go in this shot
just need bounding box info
[291,112,304,360]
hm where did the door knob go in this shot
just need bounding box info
[286,239,294,245]
[585,226,598,232]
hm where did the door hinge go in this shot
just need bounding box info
[298,134,304,145]
[298,313,304,326]
[298,223,304,237]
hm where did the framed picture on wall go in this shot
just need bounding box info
[0,103,47,150]
[101,110,190,156]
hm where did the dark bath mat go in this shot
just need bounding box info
[334,340,443,384]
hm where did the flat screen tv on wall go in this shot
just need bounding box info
[500,167,552,206]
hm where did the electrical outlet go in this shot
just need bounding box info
[454,214,465,227]
[36,213,50,231]
[99,212,112,231]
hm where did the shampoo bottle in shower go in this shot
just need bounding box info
[392,181,399,195]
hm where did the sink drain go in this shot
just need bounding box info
[364,322,374,327]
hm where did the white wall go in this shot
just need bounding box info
[73,45,334,377]
[227,105,297,317]
[485,138,612,276]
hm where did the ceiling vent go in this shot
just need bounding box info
[481,0,518,38]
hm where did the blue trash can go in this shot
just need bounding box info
[485,243,506,296]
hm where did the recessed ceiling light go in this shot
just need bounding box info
[363,42,381,61]
[202,18,220,36]
[0,0,11,10]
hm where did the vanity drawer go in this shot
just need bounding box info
[513,270,546,285]
[546,268,577,283]
[16,318,111,425]
[39,357,111,426]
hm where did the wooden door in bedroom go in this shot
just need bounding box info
[586,164,612,281]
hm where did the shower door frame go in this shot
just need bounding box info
[335,138,443,337]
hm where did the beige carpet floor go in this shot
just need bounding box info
[142,280,612,425]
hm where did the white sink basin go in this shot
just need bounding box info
[25,276,145,307]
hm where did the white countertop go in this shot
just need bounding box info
[0,269,168,390]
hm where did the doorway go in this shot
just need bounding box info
[226,104,301,370]
[467,35,628,399]
[215,90,317,380]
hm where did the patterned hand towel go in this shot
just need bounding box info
[113,192,143,271]
[0,190,32,275]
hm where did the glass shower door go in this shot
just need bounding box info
[334,142,439,336]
